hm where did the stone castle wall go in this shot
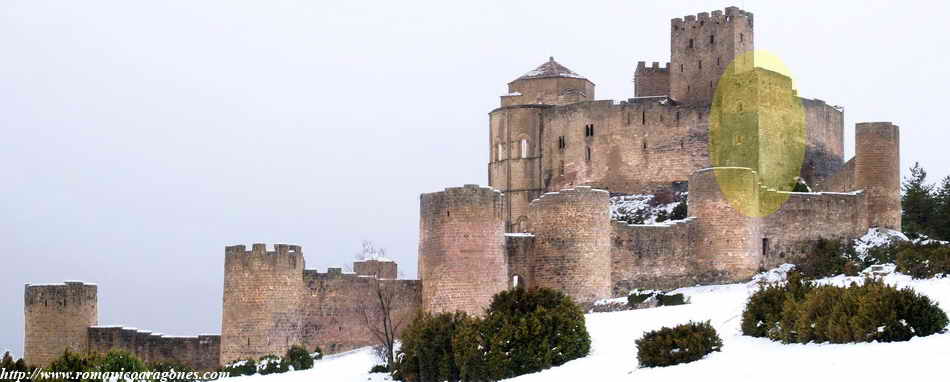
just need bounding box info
[301,269,420,355]
[220,244,304,364]
[528,187,611,304]
[418,185,508,315]
[634,62,670,97]
[610,219,697,295]
[87,327,220,371]
[670,7,754,105]
[24,282,97,367]
[855,122,901,230]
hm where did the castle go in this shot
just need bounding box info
[23,6,900,370]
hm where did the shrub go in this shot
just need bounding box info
[896,245,950,278]
[627,291,656,307]
[285,345,313,371]
[369,364,389,373]
[257,355,289,375]
[395,311,467,382]
[656,293,688,306]
[741,275,948,343]
[98,350,146,373]
[589,301,630,313]
[221,359,257,376]
[311,345,323,361]
[147,361,194,382]
[47,349,102,374]
[670,201,688,220]
[476,288,591,380]
[794,238,861,278]
[636,321,722,368]
[1,352,14,370]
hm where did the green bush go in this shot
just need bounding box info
[670,201,688,220]
[896,245,950,278]
[147,361,194,382]
[636,321,722,368]
[98,350,146,373]
[47,349,102,374]
[475,288,590,380]
[656,293,688,306]
[395,311,467,382]
[285,345,313,371]
[2,352,14,370]
[627,291,656,307]
[257,355,289,375]
[369,364,389,373]
[221,359,257,377]
[794,238,861,278]
[741,274,948,343]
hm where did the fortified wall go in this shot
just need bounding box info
[25,247,422,369]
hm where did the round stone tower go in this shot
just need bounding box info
[221,243,304,364]
[418,185,508,315]
[24,282,98,367]
[855,122,901,230]
[527,186,611,304]
[688,167,762,283]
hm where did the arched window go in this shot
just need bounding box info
[512,275,523,289]
[520,139,528,158]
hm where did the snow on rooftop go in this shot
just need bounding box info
[505,233,535,237]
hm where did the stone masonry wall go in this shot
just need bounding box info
[610,219,697,295]
[801,98,845,185]
[761,190,868,269]
[670,7,753,105]
[419,185,508,315]
[855,122,901,230]
[528,186,611,304]
[301,269,420,354]
[505,234,534,289]
[87,327,220,371]
[24,282,98,367]
[221,244,304,364]
[353,260,397,280]
[634,61,670,97]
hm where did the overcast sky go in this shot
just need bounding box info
[2,0,948,358]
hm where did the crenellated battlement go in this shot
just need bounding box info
[671,6,752,30]
[636,61,670,73]
[225,243,303,256]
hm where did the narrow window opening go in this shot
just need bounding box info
[247,338,250,346]
[740,33,744,42]
[586,147,592,161]
[642,140,647,150]
[675,111,680,121]
[559,160,564,175]
[641,111,646,125]
[590,124,594,136]
[447,210,450,217]
[512,275,520,288]
[735,135,744,145]
[680,139,684,149]
[709,35,715,45]
[717,56,721,66]
[520,139,528,158]
[762,238,769,256]
[698,60,702,70]
[680,63,684,73]
[687,85,691,93]
[688,38,694,49]
[710,81,713,89]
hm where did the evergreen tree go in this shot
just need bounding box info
[901,162,937,236]
[933,176,950,241]
[1,352,14,370]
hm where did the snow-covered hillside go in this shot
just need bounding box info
[226,267,950,382]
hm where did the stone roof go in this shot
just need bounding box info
[515,57,586,81]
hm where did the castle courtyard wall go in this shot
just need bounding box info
[609,219,697,295]
[87,327,220,371]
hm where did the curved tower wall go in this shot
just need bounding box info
[528,186,611,304]
[24,282,98,367]
[489,106,546,232]
[688,168,761,282]
[418,185,508,315]
[855,122,901,230]
[221,243,304,364]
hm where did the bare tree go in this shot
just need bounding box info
[355,241,407,370]
[357,276,407,370]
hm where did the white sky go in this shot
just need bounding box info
[2,0,948,358]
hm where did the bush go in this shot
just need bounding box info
[285,345,313,371]
[47,349,102,374]
[476,288,591,380]
[257,355,289,375]
[627,291,656,307]
[98,350,146,373]
[636,321,722,368]
[896,245,950,278]
[741,274,948,343]
[221,359,257,377]
[147,361,194,382]
[670,201,688,220]
[656,293,688,306]
[310,345,323,361]
[794,238,861,279]
[395,311,467,382]
[369,364,389,373]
